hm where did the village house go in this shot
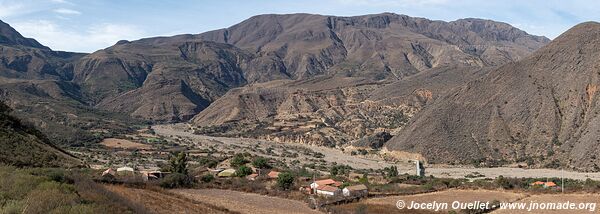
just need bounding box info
[246,173,259,181]
[342,184,368,198]
[310,179,342,189]
[267,170,280,179]
[316,185,341,197]
[116,166,135,175]
[531,181,558,188]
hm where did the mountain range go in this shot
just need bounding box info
[6,13,600,170]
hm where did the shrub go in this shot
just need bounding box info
[383,166,399,178]
[200,174,214,183]
[252,157,270,169]
[236,166,253,177]
[160,173,196,189]
[277,172,295,190]
[230,154,249,167]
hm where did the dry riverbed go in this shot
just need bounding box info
[153,124,600,181]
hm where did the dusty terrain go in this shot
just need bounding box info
[105,185,234,214]
[172,189,321,214]
[100,138,152,150]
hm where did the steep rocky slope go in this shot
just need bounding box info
[386,22,600,171]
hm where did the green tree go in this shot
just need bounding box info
[230,153,249,167]
[277,172,295,190]
[200,174,214,183]
[236,166,253,177]
[358,173,369,184]
[384,166,398,178]
[170,152,188,175]
[252,157,270,169]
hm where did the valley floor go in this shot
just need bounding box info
[153,123,600,181]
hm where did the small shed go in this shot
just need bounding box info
[218,169,236,177]
[343,184,368,197]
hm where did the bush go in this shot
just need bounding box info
[277,172,295,190]
[230,154,249,167]
[200,174,214,183]
[170,152,189,174]
[383,166,399,178]
[236,166,253,177]
[252,157,270,169]
[160,173,196,189]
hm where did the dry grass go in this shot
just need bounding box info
[105,185,234,214]
[172,189,322,214]
[101,138,152,150]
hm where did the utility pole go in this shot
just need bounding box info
[562,169,564,193]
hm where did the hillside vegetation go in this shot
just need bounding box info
[0,101,81,167]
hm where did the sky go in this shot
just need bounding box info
[0,0,599,53]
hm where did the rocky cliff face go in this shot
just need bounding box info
[386,22,600,171]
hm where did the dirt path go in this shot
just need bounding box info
[105,185,234,214]
[171,189,322,214]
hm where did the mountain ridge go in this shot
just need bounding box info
[385,21,600,170]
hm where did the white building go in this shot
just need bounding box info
[315,185,340,197]
[342,184,368,197]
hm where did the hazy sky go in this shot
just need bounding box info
[1,0,599,53]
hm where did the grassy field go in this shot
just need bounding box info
[0,166,145,213]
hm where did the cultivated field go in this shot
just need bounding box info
[100,138,152,150]
[172,189,322,214]
[105,185,234,214]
